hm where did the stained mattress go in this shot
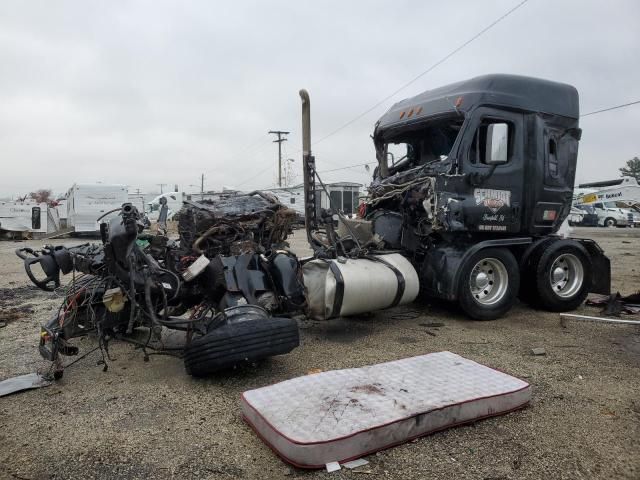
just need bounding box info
[241,351,531,468]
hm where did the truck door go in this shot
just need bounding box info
[460,107,524,233]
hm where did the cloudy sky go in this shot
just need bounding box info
[0,0,638,198]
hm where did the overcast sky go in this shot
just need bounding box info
[0,0,638,198]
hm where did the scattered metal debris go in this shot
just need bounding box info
[586,292,640,315]
[0,373,51,397]
[342,459,369,469]
[531,347,546,356]
[420,322,445,328]
[325,462,341,473]
[560,313,640,327]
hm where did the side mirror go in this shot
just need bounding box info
[485,123,509,165]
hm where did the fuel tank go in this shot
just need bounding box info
[302,253,419,320]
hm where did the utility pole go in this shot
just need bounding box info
[156,183,166,194]
[268,130,290,187]
[200,173,205,201]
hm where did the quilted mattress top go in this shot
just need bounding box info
[241,351,529,444]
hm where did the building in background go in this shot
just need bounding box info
[265,182,362,218]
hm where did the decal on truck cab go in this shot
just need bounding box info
[478,224,507,231]
[474,189,511,214]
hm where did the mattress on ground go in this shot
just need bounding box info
[241,351,531,468]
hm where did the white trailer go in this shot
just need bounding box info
[0,201,52,237]
[55,199,68,229]
[67,184,128,233]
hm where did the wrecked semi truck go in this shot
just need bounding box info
[301,74,611,320]
[16,74,611,379]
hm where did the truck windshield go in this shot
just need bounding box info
[376,116,464,178]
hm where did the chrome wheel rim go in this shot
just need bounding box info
[469,258,509,305]
[549,253,584,298]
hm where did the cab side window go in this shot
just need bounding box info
[548,137,558,177]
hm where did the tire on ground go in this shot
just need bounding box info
[184,317,299,377]
[604,217,616,228]
[457,247,520,321]
[530,240,592,312]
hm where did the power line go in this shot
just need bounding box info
[318,162,376,174]
[311,0,530,147]
[238,96,640,189]
[582,100,640,117]
[224,134,274,169]
[235,164,273,188]
[236,135,272,156]
[313,99,640,178]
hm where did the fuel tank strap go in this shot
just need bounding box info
[327,261,345,318]
[364,255,406,308]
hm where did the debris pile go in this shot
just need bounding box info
[586,292,640,315]
[15,193,302,378]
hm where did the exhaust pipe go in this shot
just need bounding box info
[299,89,317,243]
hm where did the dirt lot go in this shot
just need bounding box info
[1,228,639,480]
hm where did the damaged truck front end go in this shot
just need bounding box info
[18,195,303,378]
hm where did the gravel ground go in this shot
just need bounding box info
[0,228,639,480]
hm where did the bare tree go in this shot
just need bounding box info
[29,189,53,204]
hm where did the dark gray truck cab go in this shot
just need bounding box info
[368,74,610,319]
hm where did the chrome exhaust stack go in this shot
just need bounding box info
[299,89,317,245]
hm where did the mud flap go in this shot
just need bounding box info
[576,239,611,295]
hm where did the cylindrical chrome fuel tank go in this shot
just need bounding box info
[302,253,419,320]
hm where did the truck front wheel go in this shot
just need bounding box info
[603,217,617,227]
[458,248,519,321]
[532,241,591,312]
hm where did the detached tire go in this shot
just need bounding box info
[530,240,591,312]
[184,317,299,377]
[457,248,519,321]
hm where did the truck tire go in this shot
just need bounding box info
[530,240,592,312]
[457,248,519,321]
[604,217,616,227]
[184,317,299,377]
